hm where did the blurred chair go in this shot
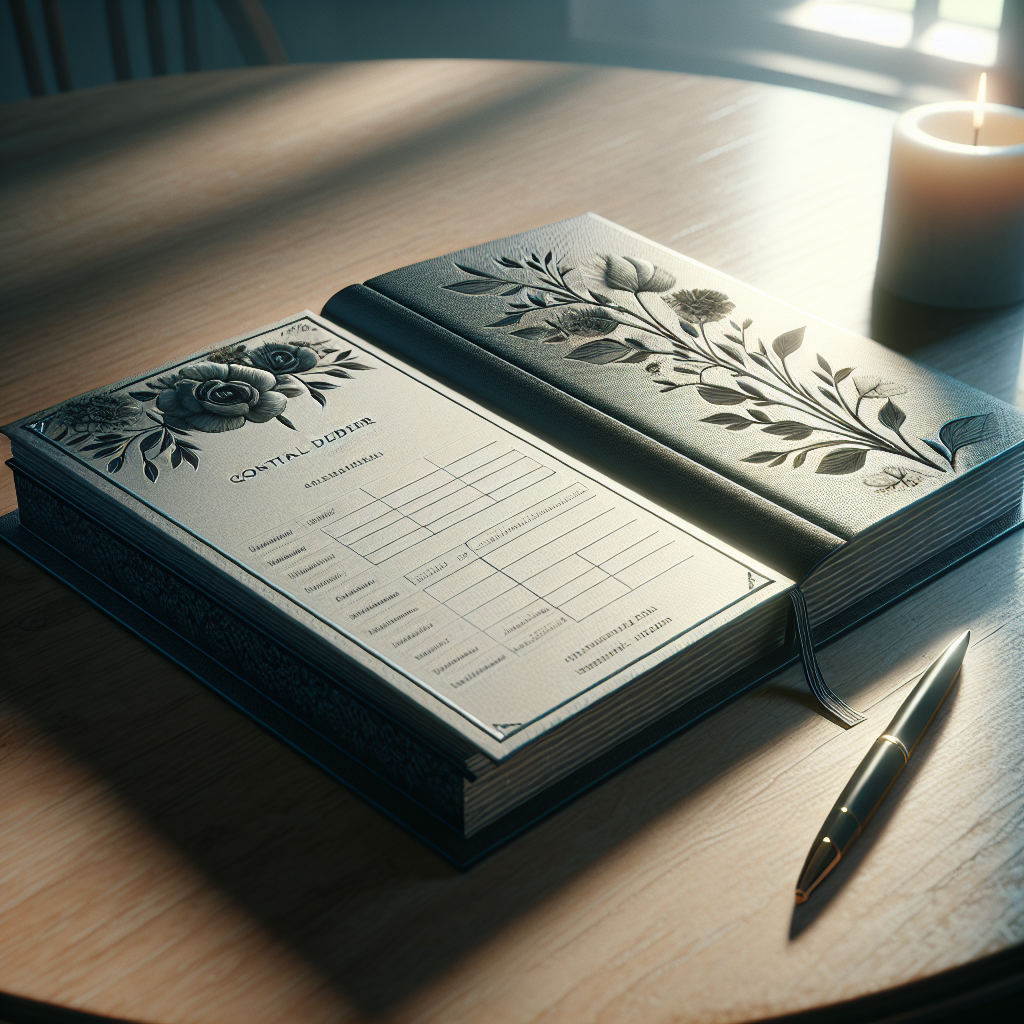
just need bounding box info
[9,0,286,97]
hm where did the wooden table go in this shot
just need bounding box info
[1,62,1022,1024]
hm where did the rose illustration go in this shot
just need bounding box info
[156,363,287,432]
[247,342,318,377]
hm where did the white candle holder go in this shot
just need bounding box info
[875,102,1024,309]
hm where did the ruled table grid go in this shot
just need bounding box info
[323,441,553,564]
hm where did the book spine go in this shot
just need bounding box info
[12,468,470,830]
[323,285,842,582]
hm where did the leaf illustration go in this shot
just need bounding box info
[761,420,814,440]
[793,451,807,468]
[743,451,786,464]
[443,279,510,295]
[510,325,562,342]
[494,256,522,268]
[813,371,833,386]
[702,413,752,430]
[696,384,748,406]
[454,262,502,279]
[742,318,753,329]
[737,381,767,400]
[139,430,162,453]
[588,290,612,305]
[878,400,907,431]
[855,377,907,399]
[276,414,297,431]
[566,339,634,364]
[724,333,744,345]
[833,367,853,383]
[678,320,699,338]
[729,320,741,331]
[128,390,157,401]
[159,431,173,453]
[938,414,992,465]
[817,387,842,407]
[714,342,746,362]
[772,327,805,360]
[817,354,832,375]
[486,313,527,328]
[170,448,183,468]
[921,438,951,463]
[144,461,159,482]
[816,448,868,475]
[107,456,125,473]
[179,446,200,469]
[322,369,353,379]
[749,352,773,371]
[747,408,771,423]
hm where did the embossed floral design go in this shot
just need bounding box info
[440,250,995,480]
[51,394,142,433]
[667,288,735,325]
[602,255,676,294]
[156,363,287,433]
[36,321,372,484]
[248,342,319,376]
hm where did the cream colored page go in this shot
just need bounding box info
[34,316,775,740]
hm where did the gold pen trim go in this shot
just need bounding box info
[795,838,842,904]
[880,734,909,762]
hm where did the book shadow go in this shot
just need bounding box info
[870,285,1024,406]
[0,540,1011,1015]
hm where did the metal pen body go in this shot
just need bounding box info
[795,630,969,903]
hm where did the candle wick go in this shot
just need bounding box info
[973,126,979,146]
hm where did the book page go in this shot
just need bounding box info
[27,315,779,741]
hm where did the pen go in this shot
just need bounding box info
[795,630,970,904]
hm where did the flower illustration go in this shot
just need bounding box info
[53,394,142,433]
[247,341,318,377]
[602,255,675,294]
[440,250,996,482]
[156,363,287,432]
[667,288,735,325]
[551,307,620,338]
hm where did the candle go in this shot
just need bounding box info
[875,90,1024,309]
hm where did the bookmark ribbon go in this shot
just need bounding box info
[790,589,865,727]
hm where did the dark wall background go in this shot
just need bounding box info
[3,1,1021,109]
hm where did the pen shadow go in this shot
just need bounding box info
[787,671,961,940]
[1,533,1014,1015]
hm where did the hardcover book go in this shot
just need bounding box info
[4,214,1022,864]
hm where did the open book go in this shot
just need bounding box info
[4,215,1022,863]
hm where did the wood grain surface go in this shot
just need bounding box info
[1,62,1022,1024]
